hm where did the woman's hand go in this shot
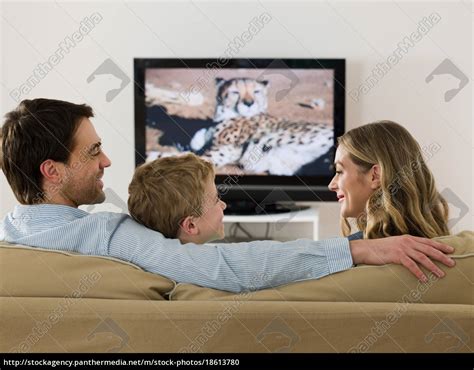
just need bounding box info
[349,235,456,282]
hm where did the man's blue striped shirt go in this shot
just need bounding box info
[0,204,354,293]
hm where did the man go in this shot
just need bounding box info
[0,99,455,293]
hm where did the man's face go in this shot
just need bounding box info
[58,118,111,207]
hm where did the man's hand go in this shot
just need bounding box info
[349,235,456,282]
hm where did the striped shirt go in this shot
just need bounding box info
[0,204,354,293]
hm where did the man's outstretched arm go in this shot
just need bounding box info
[105,216,455,292]
[3,209,456,292]
[350,235,455,282]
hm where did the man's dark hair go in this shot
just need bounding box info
[0,98,94,204]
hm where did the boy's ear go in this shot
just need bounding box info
[179,216,199,236]
[39,159,63,184]
[370,164,381,189]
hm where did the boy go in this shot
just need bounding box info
[128,153,227,244]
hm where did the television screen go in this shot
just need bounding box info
[135,59,345,207]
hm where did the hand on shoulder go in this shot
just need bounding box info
[349,234,455,282]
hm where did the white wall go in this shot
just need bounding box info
[1,1,472,238]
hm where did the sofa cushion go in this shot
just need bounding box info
[2,298,472,353]
[169,231,474,305]
[0,241,175,300]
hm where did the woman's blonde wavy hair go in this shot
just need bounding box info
[338,120,449,239]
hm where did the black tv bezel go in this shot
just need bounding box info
[134,58,345,202]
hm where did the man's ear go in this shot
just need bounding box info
[370,164,381,189]
[179,216,199,237]
[39,159,63,184]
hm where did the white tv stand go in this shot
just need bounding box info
[223,207,320,241]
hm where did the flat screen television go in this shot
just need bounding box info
[134,58,345,214]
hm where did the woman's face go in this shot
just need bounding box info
[328,146,379,218]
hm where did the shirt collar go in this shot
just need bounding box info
[12,204,89,220]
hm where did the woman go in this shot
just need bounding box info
[328,120,449,239]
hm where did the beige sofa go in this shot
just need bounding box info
[1,232,472,353]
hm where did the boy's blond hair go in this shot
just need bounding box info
[128,153,215,238]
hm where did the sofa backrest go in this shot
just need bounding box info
[169,231,474,304]
[0,242,175,300]
[1,231,472,304]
